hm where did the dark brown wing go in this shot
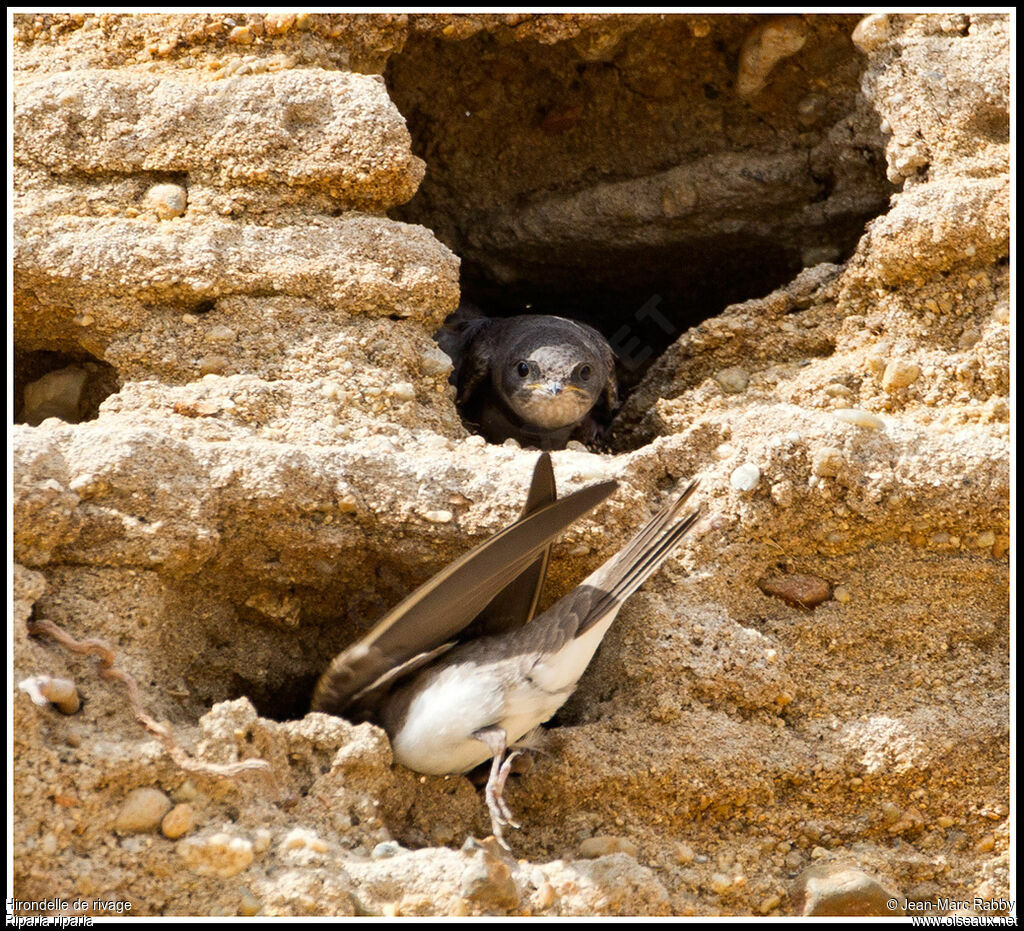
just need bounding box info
[461,451,556,639]
[512,480,701,659]
[312,467,616,717]
[450,316,495,405]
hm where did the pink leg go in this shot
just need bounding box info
[474,726,522,849]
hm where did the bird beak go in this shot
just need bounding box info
[543,382,564,396]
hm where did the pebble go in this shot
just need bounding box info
[161,803,195,839]
[852,14,890,52]
[18,675,80,714]
[674,842,696,865]
[173,779,199,803]
[143,183,187,220]
[204,325,237,344]
[881,360,921,391]
[833,408,884,430]
[423,509,453,524]
[709,873,732,894]
[736,15,808,98]
[770,480,794,508]
[459,849,519,908]
[263,12,295,35]
[759,574,832,609]
[115,787,172,834]
[238,891,261,917]
[975,834,995,853]
[577,835,639,859]
[372,841,404,859]
[532,881,557,910]
[387,382,416,402]
[975,530,995,548]
[730,462,761,492]
[811,447,844,478]
[759,893,782,914]
[281,827,329,854]
[832,585,852,604]
[715,367,750,394]
[199,355,230,376]
[936,816,955,829]
[179,832,255,878]
[792,864,900,916]
[420,346,453,376]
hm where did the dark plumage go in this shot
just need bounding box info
[436,306,618,450]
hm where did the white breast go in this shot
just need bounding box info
[388,605,622,777]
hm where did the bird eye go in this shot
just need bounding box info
[516,361,530,378]
[578,364,592,381]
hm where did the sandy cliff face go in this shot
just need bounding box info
[12,13,1008,917]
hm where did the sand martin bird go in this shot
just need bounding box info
[436,306,619,450]
[313,454,700,846]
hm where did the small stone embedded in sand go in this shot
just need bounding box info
[770,480,794,508]
[161,803,195,839]
[459,849,519,908]
[792,864,902,916]
[715,366,750,394]
[532,880,557,910]
[759,893,783,914]
[199,355,230,376]
[730,462,761,492]
[852,14,891,53]
[239,891,261,917]
[759,574,832,609]
[143,183,187,220]
[422,509,453,524]
[281,827,329,854]
[22,365,89,425]
[179,831,255,878]
[881,359,921,392]
[673,842,696,865]
[372,841,403,859]
[420,345,454,376]
[263,12,295,35]
[834,408,884,430]
[115,787,172,834]
[18,675,80,714]
[736,15,809,98]
[578,835,640,859]
[710,872,733,894]
[811,447,845,478]
[386,381,417,401]
[205,324,237,344]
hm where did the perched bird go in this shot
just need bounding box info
[313,455,701,846]
[436,305,619,450]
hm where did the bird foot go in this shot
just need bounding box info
[474,727,525,849]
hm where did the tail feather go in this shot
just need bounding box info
[575,480,700,634]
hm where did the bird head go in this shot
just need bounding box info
[498,340,605,430]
